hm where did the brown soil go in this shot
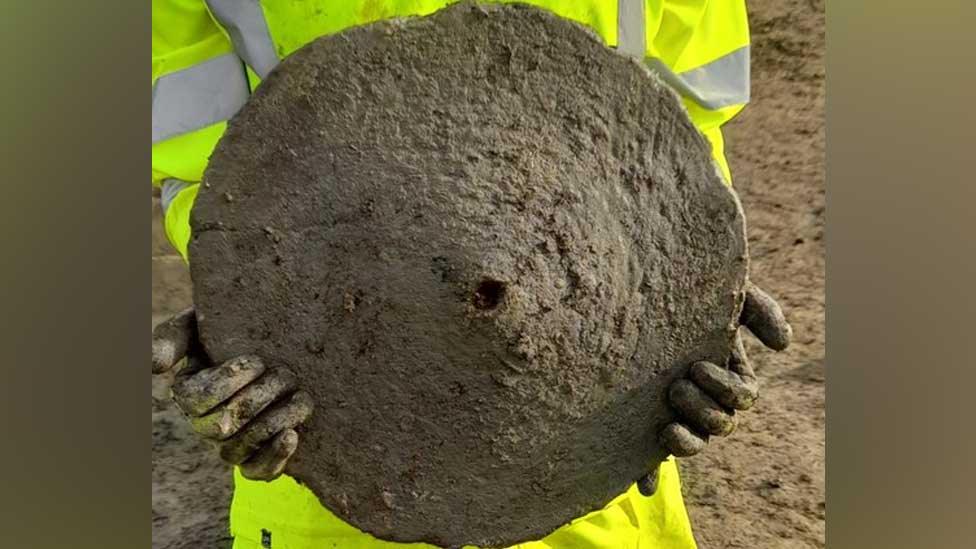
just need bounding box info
[152,350,233,549]
[151,0,824,547]
[679,0,826,547]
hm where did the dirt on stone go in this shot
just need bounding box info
[152,0,826,548]
[189,4,747,547]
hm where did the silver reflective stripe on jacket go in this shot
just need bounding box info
[160,179,191,214]
[205,0,280,78]
[617,0,645,59]
[646,47,750,110]
[616,0,749,109]
[152,53,250,143]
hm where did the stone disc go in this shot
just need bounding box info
[189,3,747,547]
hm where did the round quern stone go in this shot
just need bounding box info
[189,3,747,547]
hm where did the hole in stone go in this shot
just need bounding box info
[473,279,506,310]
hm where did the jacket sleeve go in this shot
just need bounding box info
[152,0,250,258]
[647,0,751,184]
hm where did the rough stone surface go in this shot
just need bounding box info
[189,4,746,547]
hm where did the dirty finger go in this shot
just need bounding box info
[740,282,792,351]
[729,332,756,378]
[239,429,300,481]
[190,369,298,440]
[659,423,708,457]
[637,466,660,496]
[151,308,196,374]
[219,391,314,465]
[669,379,737,436]
[172,355,266,417]
[689,360,758,411]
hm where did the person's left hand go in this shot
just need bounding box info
[638,281,792,496]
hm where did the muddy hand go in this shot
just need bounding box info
[151,308,313,481]
[659,282,792,458]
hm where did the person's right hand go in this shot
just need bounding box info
[152,308,314,481]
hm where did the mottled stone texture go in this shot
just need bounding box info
[190,4,746,547]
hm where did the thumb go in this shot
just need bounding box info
[740,282,792,351]
[152,307,197,374]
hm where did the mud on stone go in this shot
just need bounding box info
[190,3,747,547]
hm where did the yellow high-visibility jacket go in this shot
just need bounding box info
[152,2,751,547]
